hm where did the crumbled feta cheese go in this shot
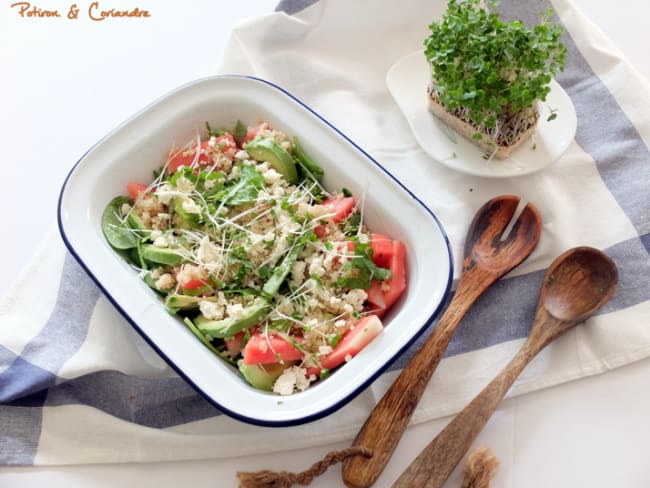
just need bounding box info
[155,183,174,205]
[335,319,347,328]
[263,168,283,185]
[318,345,333,356]
[181,198,201,214]
[199,300,224,321]
[155,273,175,290]
[197,235,220,266]
[234,150,249,160]
[289,261,306,288]
[176,176,195,193]
[308,256,325,277]
[272,366,311,396]
[226,303,246,320]
[153,235,169,248]
[344,289,368,310]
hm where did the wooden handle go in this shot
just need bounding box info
[392,341,537,488]
[342,268,494,488]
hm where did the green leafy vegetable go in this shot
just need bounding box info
[233,120,248,146]
[183,317,236,365]
[262,241,306,297]
[292,136,324,181]
[216,165,265,206]
[205,121,226,138]
[101,196,139,249]
[424,0,566,144]
[337,243,392,289]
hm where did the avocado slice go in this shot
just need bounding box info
[127,211,148,234]
[141,244,184,265]
[244,138,298,183]
[165,294,216,311]
[262,241,306,297]
[195,297,270,338]
[239,360,291,391]
[183,317,236,366]
[143,271,161,290]
[172,196,200,229]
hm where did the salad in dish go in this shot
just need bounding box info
[101,121,406,395]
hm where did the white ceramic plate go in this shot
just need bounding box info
[58,75,453,426]
[386,50,577,178]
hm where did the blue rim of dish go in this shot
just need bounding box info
[57,74,454,427]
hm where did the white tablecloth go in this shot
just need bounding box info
[1,0,649,486]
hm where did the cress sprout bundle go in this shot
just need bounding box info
[424,0,566,158]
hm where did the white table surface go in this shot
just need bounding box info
[1,1,649,487]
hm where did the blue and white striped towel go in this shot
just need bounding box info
[2,0,650,465]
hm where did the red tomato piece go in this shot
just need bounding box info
[126,182,148,200]
[323,197,355,222]
[242,333,305,365]
[181,278,210,290]
[370,233,393,269]
[365,280,388,316]
[243,123,263,145]
[332,241,356,265]
[177,266,211,295]
[318,315,384,371]
[365,240,407,316]
[214,133,238,159]
[382,240,407,308]
[224,332,245,358]
[167,134,239,173]
[167,141,209,173]
[314,197,356,238]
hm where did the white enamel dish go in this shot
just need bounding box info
[58,75,453,426]
[387,50,578,178]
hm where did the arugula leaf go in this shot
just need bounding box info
[227,245,254,288]
[337,243,392,289]
[233,120,248,146]
[197,170,225,195]
[342,211,362,236]
[169,166,197,187]
[216,165,265,206]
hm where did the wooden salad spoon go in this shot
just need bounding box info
[342,195,542,488]
[393,246,618,488]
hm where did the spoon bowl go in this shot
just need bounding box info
[465,195,541,271]
[543,247,618,322]
[393,246,618,488]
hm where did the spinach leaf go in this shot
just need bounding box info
[101,196,139,249]
[292,136,324,181]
